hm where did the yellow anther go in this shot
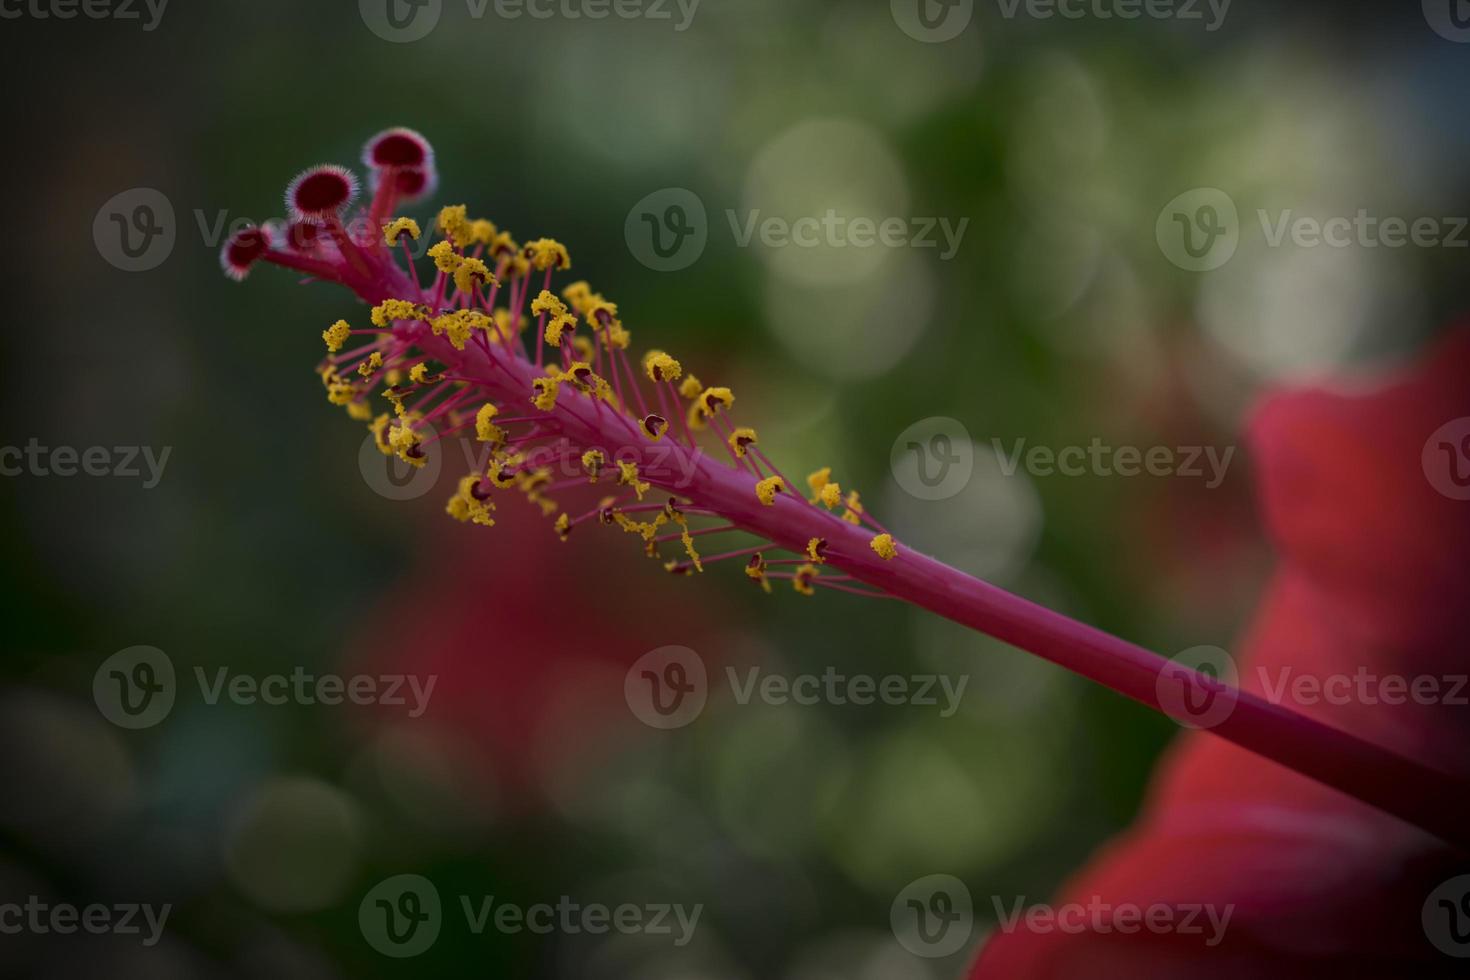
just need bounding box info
[531,376,559,411]
[728,427,758,458]
[545,313,577,347]
[871,533,898,560]
[371,299,425,328]
[617,460,650,500]
[819,483,842,509]
[388,421,426,468]
[793,563,819,596]
[641,414,669,442]
[370,414,394,455]
[325,376,357,406]
[701,386,734,415]
[470,219,498,245]
[807,467,831,496]
[436,205,473,247]
[554,513,571,541]
[322,319,351,352]
[845,489,864,515]
[356,351,384,377]
[581,448,605,481]
[755,476,785,506]
[427,239,462,274]
[806,538,827,563]
[745,553,772,593]
[345,400,373,421]
[382,217,421,245]
[679,375,703,400]
[475,403,503,443]
[643,351,683,383]
[431,311,473,350]
[562,280,593,311]
[524,238,571,271]
[453,256,497,295]
[446,474,496,527]
[583,296,619,329]
[531,290,567,318]
[408,363,435,384]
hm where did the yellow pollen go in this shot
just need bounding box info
[819,483,842,509]
[806,538,827,563]
[679,375,703,400]
[755,476,784,506]
[428,239,462,274]
[382,217,421,245]
[643,351,683,383]
[475,403,502,442]
[436,205,473,247]
[322,319,351,352]
[531,290,567,318]
[371,299,425,328]
[617,460,650,500]
[728,427,758,458]
[356,351,384,377]
[531,376,559,411]
[524,238,571,271]
[793,563,819,596]
[745,553,772,593]
[581,449,605,481]
[453,257,497,295]
[871,533,898,560]
[701,386,734,415]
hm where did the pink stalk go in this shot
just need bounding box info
[224,129,1470,852]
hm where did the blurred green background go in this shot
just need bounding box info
[3,1,1468,976]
